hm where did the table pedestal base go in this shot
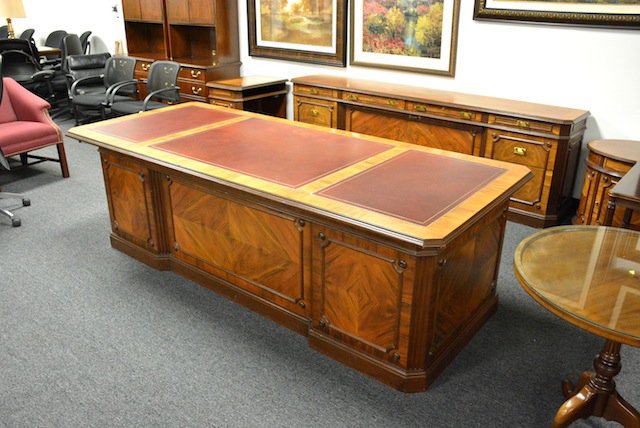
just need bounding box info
[554,340,640,428]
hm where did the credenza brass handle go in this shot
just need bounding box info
[310,88,319,95]
[513,146,527,156]
[347,94,358,101]
[460,111,473,120]
[516,119,530,128]
[310,109,319,117]
[387,99,397,106]
[414,105,427,113]
[141,63,150,71]
[191,86,202,95]
[190,69,201,79]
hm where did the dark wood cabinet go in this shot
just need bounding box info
[206,76,288,118]
[292,75,589,228]
[122,0,240,102]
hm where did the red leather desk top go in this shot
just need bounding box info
[92,105,241,143]
[318,150,506,225]
[151,118,391,188]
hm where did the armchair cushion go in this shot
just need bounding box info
[0,122,60,156]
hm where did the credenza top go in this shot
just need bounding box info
[292,74,589,125]
[67,103,531,248]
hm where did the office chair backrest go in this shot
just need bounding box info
[66,52,111,82]
[79,31,92,54]
[147,60,180,103]
[61,34,84,73]
[18,29,35,41]
[104,56,136,90]
[44,30,68,49]
[0,40,42,78]
[0,26,8,39]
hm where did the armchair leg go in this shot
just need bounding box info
[57,143,70,178]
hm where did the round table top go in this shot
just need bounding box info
[588,139,640,164]
[514,225,640,347]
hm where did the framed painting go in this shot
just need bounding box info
[350,0,461,76]
[247,0,347,66]
[474,0,640,28]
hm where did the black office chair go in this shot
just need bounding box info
[0,26,8,39]
[0,39,55,100]
[110,60,180,116]
[48,34,85,117]
[44,30,67,50]
[70,55,137,124]
[18,29,34,41]
[0,56,32,227]
[79,31,92,54]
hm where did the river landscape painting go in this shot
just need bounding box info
[351,0,460,75]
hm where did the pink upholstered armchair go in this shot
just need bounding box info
[0,76,69,178]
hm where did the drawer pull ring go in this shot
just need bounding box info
[461,111,473,120]
[310,109,319,117]
[516,119,530,128]
[141,63,150,71]
[387,100,397,106]
[310,88,319,95]
[513,146,527,156]
[191,86,202,95]
[347,94,358,101]
[190,70,201,79]
[414,105,427,113]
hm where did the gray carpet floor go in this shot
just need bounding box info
[0,118,637,428]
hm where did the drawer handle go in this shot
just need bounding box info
[347,94,358,101]
[414,105,427,113]
[310,88,319,95]
[191,86,202,95]
[190,69,202,79]
[310,109,319,117]
[461,111,473,120]
[516,119,530,128]
[387,99,398,106]
[141,63,150,71]
[513,146,527,156]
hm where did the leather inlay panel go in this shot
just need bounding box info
[92,105,242,143]
[317,150,506,225]
[152,118,392,188]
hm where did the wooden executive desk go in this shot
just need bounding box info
[68,103,531,392]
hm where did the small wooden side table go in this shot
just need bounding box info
[514,226,640,428]
[574,139,640,228]
[206,76,288,118]
[605,163,640,228]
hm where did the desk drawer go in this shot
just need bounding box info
[294,84,336,98]
[406,102,480,122]
[487,130,552,170]
[177,80,206,98]
[178,66,206,82]
[294,96,337,128]
[488,114,559,135]
[342,92,405,109]
[209,99,241,109]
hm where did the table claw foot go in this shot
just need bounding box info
[554,384,597,428]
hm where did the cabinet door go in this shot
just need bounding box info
[139,0,164,22]
[574,166,599,225]
[311,225,414,367]
[122,0,142,20]
[345,107,483,156]
[101,152,161,252]
[485,129,556,214]
[294,96,338,128]
[166,0,215,24]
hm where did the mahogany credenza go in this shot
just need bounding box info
[292,75,589,228]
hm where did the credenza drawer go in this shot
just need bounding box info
[294,84,336,98]
[178,66,206,82]
[488,114,560,135]
[342,91,405,109]
[294,96,337,128]
[177,80,206,98]
[406,102,480,122]
[487,131,552,170]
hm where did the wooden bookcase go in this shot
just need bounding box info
[121,0,240,102]
[292,75,590,228]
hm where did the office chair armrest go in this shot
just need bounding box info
[107,80,140,104]
[30,69,55,82]
[70,74,105,95]
[142,86,180,111]
[3,78,52,122]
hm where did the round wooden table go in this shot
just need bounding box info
[514,226,640,428]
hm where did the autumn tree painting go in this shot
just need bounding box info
[260,0,335,47]
[363,0,444,58]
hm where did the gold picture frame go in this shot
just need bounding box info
[474,0,640,28]
[350,0,460,76]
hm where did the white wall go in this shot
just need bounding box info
[7,0,640,195]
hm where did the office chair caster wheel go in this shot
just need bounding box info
[12,218,21,227]
[22,198,31,206]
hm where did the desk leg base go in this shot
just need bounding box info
[553,340,640,428]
